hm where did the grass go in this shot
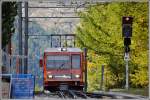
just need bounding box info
[110,88,148,97]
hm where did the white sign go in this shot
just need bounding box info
[124,53,130,61]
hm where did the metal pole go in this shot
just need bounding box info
[23,6,86,8]
[22,16,82,19]
[83,48,87,92]
[74,36,75,47]
[125,53,129,90]
[65,35,67,47]
[28,34,76,36]
[0,1,2,99]
[24,2,28,74]
[51,36,52,47]
[59,36,61,47]
[148,1,150,99]
[18,2,22,74]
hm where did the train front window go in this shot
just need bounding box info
[46,55,70,69]
[72,55,80,69]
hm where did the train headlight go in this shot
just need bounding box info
[75,74,80,78]
[48,75,53,78]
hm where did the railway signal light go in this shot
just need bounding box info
[122,17,133,38]
[122,16,133,90]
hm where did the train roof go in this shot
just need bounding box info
[44,48,82,52]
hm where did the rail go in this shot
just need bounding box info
[35,90,147,99]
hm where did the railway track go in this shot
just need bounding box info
[35,90,146,99]
[35,90,87,99]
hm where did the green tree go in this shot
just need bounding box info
[76,2,148,90]
[2,2,17,49]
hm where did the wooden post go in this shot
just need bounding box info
[100,65,104,91]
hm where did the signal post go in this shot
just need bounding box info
[122,16,133,90]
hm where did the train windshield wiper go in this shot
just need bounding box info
[59,63,65,69]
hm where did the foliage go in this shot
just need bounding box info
[76,2,148,91]
[87,51,106,91]
[2,2,17,49]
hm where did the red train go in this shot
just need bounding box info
[39,47,87,91]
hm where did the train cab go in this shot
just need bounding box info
[40,48,85,91]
